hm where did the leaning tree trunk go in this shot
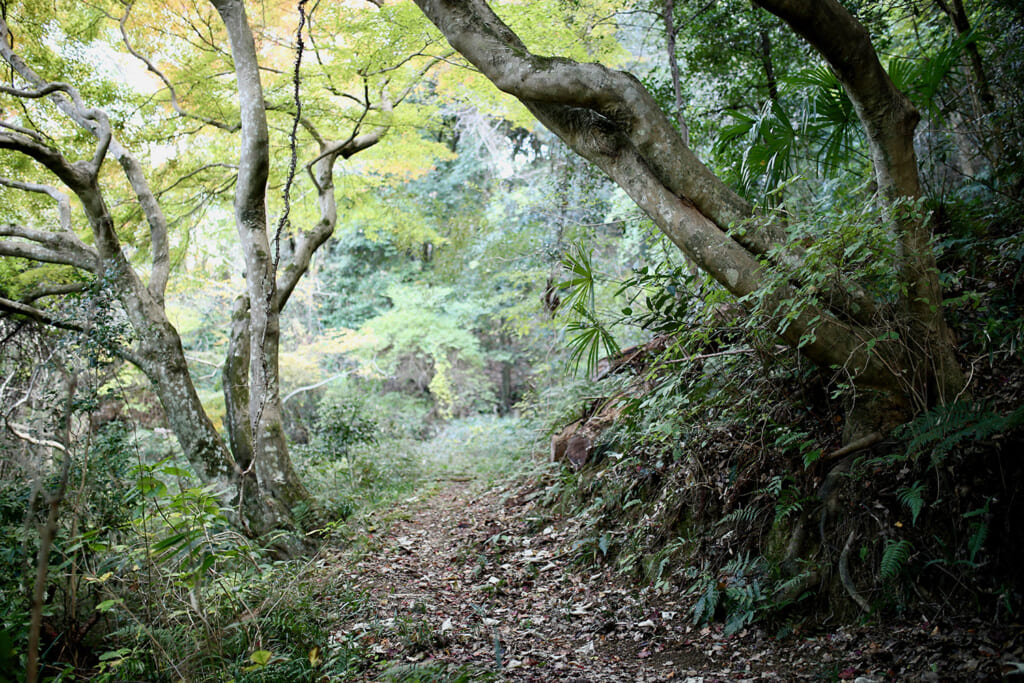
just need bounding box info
[412,0,964,434]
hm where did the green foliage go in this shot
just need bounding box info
[897,481,927,525]
[346,284,491,417]
[900,399,1024,467]
[887,30,975,121]
[558,244,622,376]
[772,426,823,469]
[963,502,991,566]
[880,539,914,581]
[716,100,798,199]
[688,554,766,635]
[316,231,411,330]
[310,398,379,464]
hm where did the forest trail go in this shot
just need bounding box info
[321,478,1021,682]
[326,478,709,682]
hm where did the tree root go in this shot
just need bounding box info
[839,530,871,613]
[823,431,883,462]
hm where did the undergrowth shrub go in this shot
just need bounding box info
[410,415,534,481]
[82,453,378,682]
[292,381,428,520]
[541,218,1024,631]
[845,398,1024,618]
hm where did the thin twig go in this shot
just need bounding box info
[282,372,348,404]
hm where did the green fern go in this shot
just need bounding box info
[880,539,913,580]
[690,578,720,625]
[716,505,762,527]
[963,503,991,565]
[897,481,926,525]
[773,571,814,606]
[901,400,1020,466]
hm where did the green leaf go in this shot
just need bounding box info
[250,649,273,667]
[96,598,123,613]
[897,481,926,525]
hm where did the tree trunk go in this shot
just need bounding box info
[411,0,964,429]
[224,295,254,474]
[212,0,314,527]
[751,0,964,407]
[1,0,408,538]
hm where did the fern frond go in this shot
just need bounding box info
[880,539,913,580]
[716,506,762,527]
[897,481,926,525]
[901,400,1014,466]
[690,579,719,625]
[963,503,991,565]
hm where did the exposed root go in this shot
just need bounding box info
[823,431,883,462]
[818,455,856,556]
[839,530,871,613]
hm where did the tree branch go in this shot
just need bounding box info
[0,297,87,334]
[117,2,241,133]
[20,282,89,303]
[0,222,100,272]
[0,15,173,304]
[0,176,74,231]
[411,0,900,390]
[0,81,112,171]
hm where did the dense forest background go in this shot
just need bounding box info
[1,0,1022,679]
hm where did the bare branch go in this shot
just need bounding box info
[412,0,758,247]
[154,163,238,198]
[6,420,69,454]
[0,222,99,271]
[0,176,74,232]
[278,130,382,308]
[0,119,45,142]
[391,54,449,107]
[0,130,94,192]
[0,296,87,334]
[297,116,326,147]
[282,372,347,404]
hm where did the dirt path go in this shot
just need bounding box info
[324,480,1021,682]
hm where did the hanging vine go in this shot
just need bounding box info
[274,0,308,266]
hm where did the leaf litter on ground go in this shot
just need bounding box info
[318,480,1023,682]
